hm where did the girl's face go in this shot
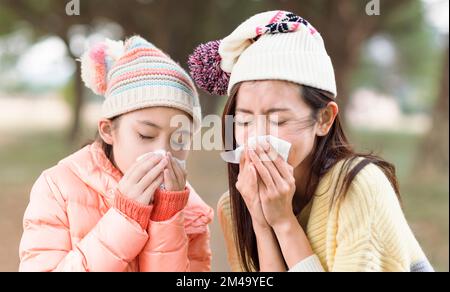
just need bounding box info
[98,107,193,174]
[234,80,336,169]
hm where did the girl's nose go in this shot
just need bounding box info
[153,138,171,153]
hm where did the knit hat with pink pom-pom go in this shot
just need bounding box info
[188,10,337,97]
[80,36,201,130]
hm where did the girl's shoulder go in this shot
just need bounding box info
[183,182,214,234]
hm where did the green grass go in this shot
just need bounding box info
[0,131,74,187]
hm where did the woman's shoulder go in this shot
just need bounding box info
[326,157,399,209]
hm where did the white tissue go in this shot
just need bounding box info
[136,149,186,170]
[220,135,291,164]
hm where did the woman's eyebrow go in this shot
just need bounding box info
[235,108,253,114]
[138,120,162,129]
[265,108,290,114]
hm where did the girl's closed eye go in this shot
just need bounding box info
[138,133,156,140]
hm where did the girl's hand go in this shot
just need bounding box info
[163,152,187,191]
[248,140,296,228]
[236,145,271,230]
[118,154,167,205]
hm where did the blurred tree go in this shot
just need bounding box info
[0,0,427,141]
[414,42,449,180]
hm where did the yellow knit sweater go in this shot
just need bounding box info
[217,159,433,272]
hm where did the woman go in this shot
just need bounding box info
[189,10,433,272]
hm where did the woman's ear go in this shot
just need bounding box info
[316,102,339,136]
[98,119,115,145]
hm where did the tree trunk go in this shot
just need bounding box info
[68,60,84,143]
[414,44,449,180]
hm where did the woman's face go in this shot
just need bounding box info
[234,80,323,168]
[99,107,193,174]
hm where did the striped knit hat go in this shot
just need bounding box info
[80,35,201,131]
[189,10,337,97]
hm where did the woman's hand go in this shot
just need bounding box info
[163,152,187,191]
[247,140,297,229]
[118,154,167,205]
[236,145,271,230]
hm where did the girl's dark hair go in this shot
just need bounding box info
[221,84,400,272]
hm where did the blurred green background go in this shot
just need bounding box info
[0,0,448,272]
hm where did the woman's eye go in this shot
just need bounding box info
[270,120,287,126]
[236,119,253,126]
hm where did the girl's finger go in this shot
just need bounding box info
[123,153,155,181]
[248,148,275,189]
[166,153,179,182]
[169,153,186,185]
[136,158,167,192]
[164,169,173,190]
[164,166,178,190]
[141,174,164,204]
[129,154,164,183]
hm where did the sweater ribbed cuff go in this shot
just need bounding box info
[288,254,325,272]
[150,187,190,222]
[114,190,152,230]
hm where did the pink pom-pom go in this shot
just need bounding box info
[80,43,108,95]
[188,40,230,96]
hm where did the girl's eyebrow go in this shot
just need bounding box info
[138,120,162,129]
[235,108,290,114]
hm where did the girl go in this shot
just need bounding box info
[19,36,213,272]
[189,11,433,272]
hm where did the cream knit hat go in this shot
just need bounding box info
[189,10,337,97]
[80,35,202,131]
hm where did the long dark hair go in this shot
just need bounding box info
[221,84,400,272]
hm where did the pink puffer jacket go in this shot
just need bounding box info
[19,142,214,272]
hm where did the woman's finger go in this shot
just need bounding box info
[239,145,247,173]
[248,147,275,190]
[257,145,285,189]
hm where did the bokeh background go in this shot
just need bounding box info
[0,0,448,272]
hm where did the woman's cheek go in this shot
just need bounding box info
[234,126,246,147]
[286,136,311,167]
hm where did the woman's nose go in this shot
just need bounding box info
[251,115,269,137]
